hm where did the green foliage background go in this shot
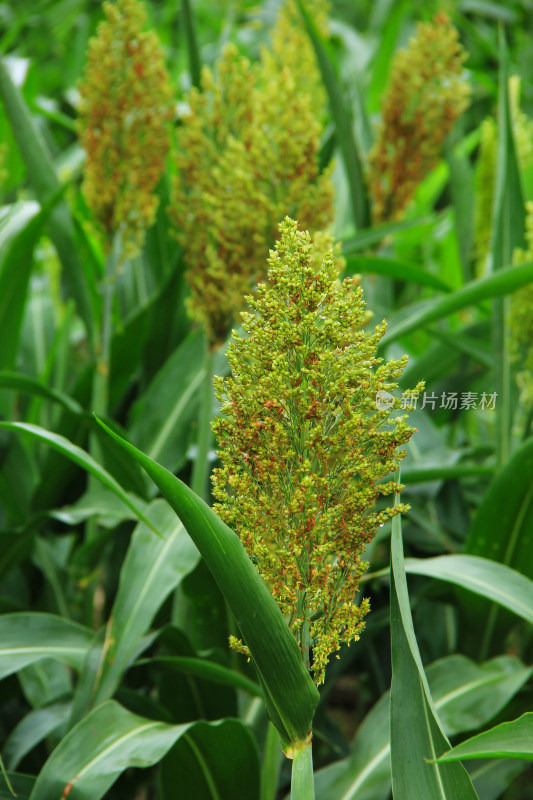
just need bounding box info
[1,1,533,798]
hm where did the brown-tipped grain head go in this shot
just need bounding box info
[77,0,173,257]
[212,218,421,684]
[368,13,470,224]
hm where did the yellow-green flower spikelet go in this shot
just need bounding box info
[368,13,470,223]
[77,0,173,257]
[212,218,422,684]
[171,11,334,345]
[267,0,329,113]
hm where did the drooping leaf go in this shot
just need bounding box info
[0,614,92,680]
[343,255,451,291]
[404,554,533,626]
[437,713,533,763]
[462,437,533,655]
[88,500,199,707]
[95,418,319,751]
[29,701,259,800]
[0,422,155,532]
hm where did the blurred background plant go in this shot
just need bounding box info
[0,0,533,798]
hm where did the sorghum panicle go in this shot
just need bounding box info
[212,218,422,684]
[171,3,334,345]
[368,13,470,223]
[77,0,173,257]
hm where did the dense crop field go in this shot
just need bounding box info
[1,1,533,798]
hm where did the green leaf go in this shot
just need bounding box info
[95,418,319,751]
[343,255,451,291]
[390,513,479,799]
[128,332,205,473]
[88,500,199,706]
[341,214,437,252]
[315,652,527,800]
[0,614,92,680]
[0,202,43,371]
[4,698,71,770]
[295,0,369,230]
[437,713,533,763]
[29,700,258,800]
[464,438,533,655]
[404,555,533,626]
[158,718,259,800]
[0,371,85,416]
[0,773,34,800]
[0,58,94,340]
[381,261,533,345]
[0,422,155,532]
[140,655,262,698]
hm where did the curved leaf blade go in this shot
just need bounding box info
[89,500,200,706]
[0,422,156,533]
[29,700,258,800]
[95,418,319,750]
[0,614,93,680]
[343,255,451,291]
[437,713,533,763]
[0,371,85,415]
[404,555,533,626]
[381,261,533,345]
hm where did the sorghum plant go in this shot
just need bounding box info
[368,12,470,223]
[77,0,173,258]
[212,218,422,684]
[171,5,333,344]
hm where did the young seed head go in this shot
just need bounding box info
[212,218,422,684]
[77,0,173,257]
[368,13,470,223]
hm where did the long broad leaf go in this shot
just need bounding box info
[295,0,369,230]
[95,418,319,751]
[404,554,533,626]
[343,255,451,291]
[0,58,95,340]
[29,700,259,800]
[381,261,533,345]
[0,614,92,680]
[315,654,530,800]
[88,500,199,707]
[0,371,85,415]
[390,513,479,799]
[464,438,533,656]
[437,713,533,763]
[0,422,155,532]
[0,202,43,371]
